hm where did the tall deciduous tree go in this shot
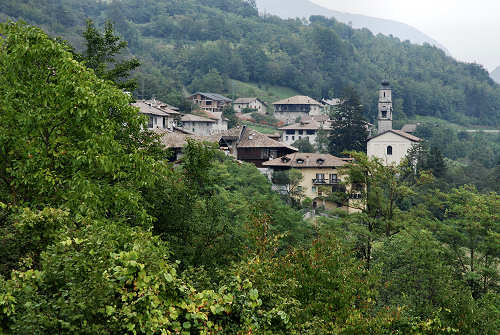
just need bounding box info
[81,19,140,91]
[0,22,159,224]
[339,152,415,269]
[328,88,369,156]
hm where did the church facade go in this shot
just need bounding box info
[367,81,421,166]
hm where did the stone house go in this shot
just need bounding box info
[233,97,267,114]
[188,92,232,113]
[273,95,323,124]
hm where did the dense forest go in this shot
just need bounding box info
[0,22,499,334]
[1,0,500,126]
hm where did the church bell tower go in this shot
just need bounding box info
[377,81,393,134]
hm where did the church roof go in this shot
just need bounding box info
[368,129,421,142]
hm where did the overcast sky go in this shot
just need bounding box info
[310,0,500,72]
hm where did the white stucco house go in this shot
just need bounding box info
[279,119,326,146]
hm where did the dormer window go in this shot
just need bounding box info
[387,146,393,155]
[316,158,325,165]
[296,159,304,164]
[281,156,291,163]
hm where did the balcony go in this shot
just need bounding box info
[312,178,339,185]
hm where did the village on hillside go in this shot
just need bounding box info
[133,82,421,211]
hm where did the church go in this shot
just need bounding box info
[367,81,421,166]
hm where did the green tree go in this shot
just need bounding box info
[328,88,369,156]
[438,186,500,298]
[0,22,160,224]
[292,138,315,153]
[339,152,415,269]
[271,169,304,207]
[81,19,140,91]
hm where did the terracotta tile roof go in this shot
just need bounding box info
[279,120,322,130]
[237,127,298,150]
[189,92,232,103]
[181,114,217,123]
[369,129,421,142]
[139,99,180,115]
[196,110,229,122]
[155,131,210,149]
[234,97,256,104]
[234,97,267,106]
[132,101,169,117]
[273,95,321,106]
[263,153,348,168]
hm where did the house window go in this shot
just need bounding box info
[316,173,325,182]
[312,186,317,193]
[292,136,295,141]
[299,136,302,139]
[286,136,289,141]
[206,101,212,105]
[306,130,315,135]
[382,110,387,118]
[298,130,303,135]
[387,146,393,155]
[330,174,338,183]
[148,115,154,128]
[286,130,294,135]
[163,117,167,128]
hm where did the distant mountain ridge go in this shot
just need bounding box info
[491,66,500,84]
[255,0,449,54]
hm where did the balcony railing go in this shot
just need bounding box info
[312,178,339,185]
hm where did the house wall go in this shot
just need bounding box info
[274,104,322,124]
[145,114,169,130]
[367,132,417,166]
[210,112,228,133]
[274,111,309,124]
[182,120,215,136]
[281,129,317,145]
[278,166,356,213]
[233,100,266,114]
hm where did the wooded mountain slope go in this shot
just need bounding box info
[255,0,448,52]
[1,0,499,126]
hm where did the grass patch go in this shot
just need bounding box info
[242,121,278,134]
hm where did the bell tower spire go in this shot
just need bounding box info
[377,80,393,134]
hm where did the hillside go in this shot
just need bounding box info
[255,0,449,53]
[1,0,499,126]
[491,66,500,84]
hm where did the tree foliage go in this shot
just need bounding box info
[80,19,140,91]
